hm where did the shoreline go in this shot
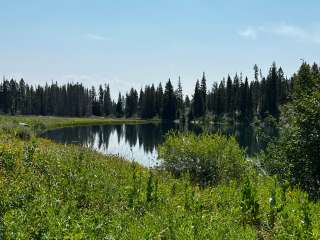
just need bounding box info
[0,115,161,134]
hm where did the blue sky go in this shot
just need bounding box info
[1,0,320,97]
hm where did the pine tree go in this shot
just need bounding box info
[98,85,104,116]
[176,77,184,118]
[293,62,313,95]
[115,93,124,117]
[254,64,259,82]
[141,85,156,118]
[155,83,163,116]
[192,80,205,118]
[233,74,240,113]
[277,67,287,105]
[2,80,10,114]
[226,75,233,115]
[185,95,191,109]
[90,86,100,116]
[216,80,226,117]
[138,88,144,117]
[125,88,138,117]
[240,77,249,121]
[266,62,279,117]
[9,79,18,115]
[18,78,26,114]
[162,79,176,120]
[200,72,207,114]
[103,84,112,116]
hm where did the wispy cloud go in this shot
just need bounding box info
[239,23,320,44]
[238,27,257,40]
[86,33,108,41]
[271,24,320,43]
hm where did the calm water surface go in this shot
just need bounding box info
[41,123,274,167]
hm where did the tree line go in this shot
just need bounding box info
[0,62,300,121]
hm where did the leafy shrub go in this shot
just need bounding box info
[158,132,248,185]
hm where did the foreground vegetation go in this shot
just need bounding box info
[0,116,319,239]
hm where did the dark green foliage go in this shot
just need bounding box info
[155,83,163,116]
[205,63,291,121]
[115,93,124,118]
[125,88,138,117]
[161,79,177,120]
[192,80,205,118]
[266,62,279,117]
[264,62,320,198]
[176,78,184,119]
[98,85,104,115]
[184,95,190,109]
[200,72,207,112]
[0,79,101,117]
[103,84,112,116]
[226,75,233,115]
[9,79,18,115]
[140,85,156,118]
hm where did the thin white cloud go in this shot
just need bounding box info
[271,24,320,43]
[238,27,257,40]
[239,23,320,44]
[86,33,108,41]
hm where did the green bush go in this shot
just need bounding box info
[158,132,248,185]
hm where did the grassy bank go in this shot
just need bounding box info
[0,115,159,134]
[0,116,320,239]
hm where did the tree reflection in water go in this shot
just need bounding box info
[42,122,276,167]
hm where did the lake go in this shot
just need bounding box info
[41,122,274,167]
